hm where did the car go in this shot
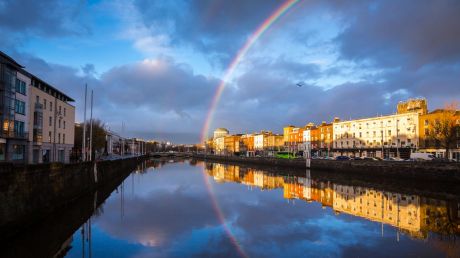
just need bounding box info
[363,157,379,161]
[351,157,363,160]
[335,156,350,160]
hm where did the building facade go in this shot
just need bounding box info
[1,51,30,162]
[28,76,75,163]
[333,112,420,159]
[418,109,460,160]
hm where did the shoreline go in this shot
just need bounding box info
[192,154,460,183]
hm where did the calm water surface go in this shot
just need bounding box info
[56,160,459,258]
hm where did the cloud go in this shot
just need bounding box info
[130,0,285,65]
[0,0,90,37]
[334,0,460,68]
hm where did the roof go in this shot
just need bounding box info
[0,51,24,69]
[1,50,74,102]
[214,128,229,132]
[29,74,75,102]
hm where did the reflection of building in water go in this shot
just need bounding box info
[203,163,460,239]
[333,184,422,236]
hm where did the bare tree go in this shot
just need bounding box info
[428,102,460,159]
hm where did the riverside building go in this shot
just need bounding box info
[0,51,30,162]
[0,51,75,164]
[332,99,426,159]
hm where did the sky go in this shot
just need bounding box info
[1,0,459,143]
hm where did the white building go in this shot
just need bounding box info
[333,112,420,159]
[254,134,264,150]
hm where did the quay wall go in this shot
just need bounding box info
[193,154,460,183]
[0,157,145,236]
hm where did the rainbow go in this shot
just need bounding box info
[200,0,300,142]
[202,167,248,258]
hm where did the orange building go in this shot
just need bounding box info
[419,109,460,160]
[224,135,242,155]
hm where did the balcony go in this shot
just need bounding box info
[34,102,43,111]
[0,131,28,140]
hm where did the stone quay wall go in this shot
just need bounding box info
[0,157,145,235]
[193,154,460,183]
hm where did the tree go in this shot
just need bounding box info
[74,119,107,158]
[428,102,460,159]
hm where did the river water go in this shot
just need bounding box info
[15,159,460,257]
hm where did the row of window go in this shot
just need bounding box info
[47,131,66,144]
[48,116,66,129]
[35,96,67,116]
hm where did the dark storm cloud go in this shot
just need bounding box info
[99,58,219,113]
[132,0,284,65]
[12,52,218,142]
[335,0,460,68]
[0,0,90,37]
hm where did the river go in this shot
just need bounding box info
[5,159,460,257]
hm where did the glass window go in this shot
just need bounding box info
[15,79,26,95]
[63,134,65,143]
[63,121,66,129]
[14,120,25,137]
[44,99,47,109]
[0,143,5,161]
[49,116,52,126]
[14,100,26,114]
[12,145,25,160]
[49,131,52,142]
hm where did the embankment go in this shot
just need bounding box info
[193,154,460,183]
[0,157,145,239]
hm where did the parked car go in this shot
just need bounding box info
[410,152,435,161]
[335,156,350,160]
[363,157,380,161]
[351,157,363,160]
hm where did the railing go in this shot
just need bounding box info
[35,102,43,110]
[0,131,29,139]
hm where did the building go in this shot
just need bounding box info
[0,51,75,164]
[286,126,304,154]
[333,111,420,159]
[0,51,31,162]
[213,128,229,155]
[240,133,255,156]
[28,76,75,163]
[213,127,229,139]
[224,135,242,154]
[418,109,460,160]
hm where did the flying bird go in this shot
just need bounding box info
[296,82,305,87]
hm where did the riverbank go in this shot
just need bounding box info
[0,157,146,239]
[193,154,460,183]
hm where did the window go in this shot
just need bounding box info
[49,116,52,126]
[49,131,52,142]
[15,79,26,95]
[14,120,25,137]
[58,118,61,128]
[14,100,26,114]
[63,121,66,129]
[44,99,47,109]
[63,134,65,143]
[424,119,429,126]
[50,103,52,111]
[12,144,25,160]
[36,96,39,103]
[58,133,60,144]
